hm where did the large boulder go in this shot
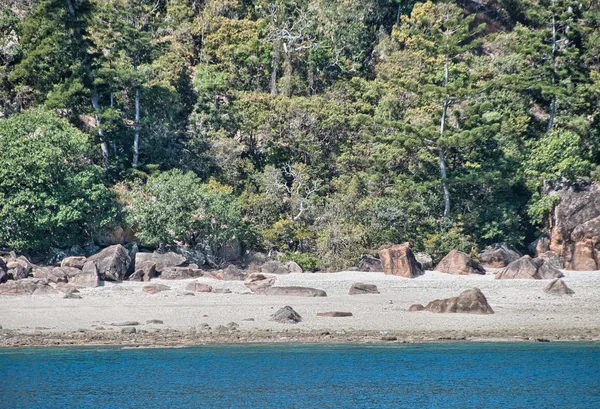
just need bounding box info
[495,256,563,280]
[60,256,87,269]
[87,244,131,281]
[418,288,494,314]
[6,256,33,280]
[544,278,574,296]
[435,250,486,275]
[264,286,327,297]
[378,243,422,278]
[270,306,302,324]
[244,273,276,294]
[69,261,100,288]
[478,244,522,268]
[260,260,291,275]
[160,266,204,280]
[357,255,383,272]
[348,283,379,295]
[537,251,563,269]
[548,183,600,270]
[135,252,186,273]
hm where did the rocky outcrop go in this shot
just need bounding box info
[270,306,302,324]
[435,250,486,275]
[358,255,383,272]
[348,283,379,295]
[478,244,522,268]
[5,256,32,280]
[548,183,600,270]
[60,256,87,269]
[414,252,433,270]
[135,252,186,273]
[87,244,131,281]
[69,261,100,288]
[244,273,276,294]
[32,267,68,283]
[495,256,563,280]
[264,286,327,297]
[378,243,422,278]
[185,281,213,293]
[537,251,563,269]
[544,278,574,296]
[0,279,56,296]
[130,262,157,282]
[160,267,204,280]
[416,288,494,314]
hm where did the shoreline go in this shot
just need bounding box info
[2,269,600,348]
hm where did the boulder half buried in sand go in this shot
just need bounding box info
[348,283,379,295]
[270,306,302,324]
[544,278,574,296]
[413,288,494,314]
[264,286,327,297]
[495,256,563,280]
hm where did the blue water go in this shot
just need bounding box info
[1,342,599,408]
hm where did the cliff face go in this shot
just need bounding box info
[549,183,600,271]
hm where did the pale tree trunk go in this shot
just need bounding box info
[132,55,140,167]
[283,47,292,97]
[439,55,451,218]
[270,41,280,96]
[65,0,110,172]
[547,0,557,132]
[307,48,314,96]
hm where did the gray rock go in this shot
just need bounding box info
[32,267,68,283]
[536,251,563,270]
[128,270,144,281]
[121,327,136,334]
[87,244,131,281]
[414,252,433,270]
[423,288,494,314]
[285,261,303,274]
[478,243,522,268]
[110,321,140,326]
[261,260,290,275]
[146,319,164,324]
[348,283,379,295]
[317,311,353,317]
[135,252,186,273]
[544,279,574,296]
[357,255,383,272]
[244,273,276,294]
[495,256,563,280]
[264,286,327,297]
[63,293,82,299]
[160,267,204,280]
[0,269,8,284]
[270,306,302,324]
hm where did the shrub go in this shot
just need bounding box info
[0,109,116,252]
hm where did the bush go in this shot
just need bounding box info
[281,251,321,272]
[127,170,252,252]
[0,109,116,252]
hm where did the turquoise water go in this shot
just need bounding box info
[1,342,599,408]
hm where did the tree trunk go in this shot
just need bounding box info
[307,48,314,96]
[270,41,280,96]
[283,46,292,97]
[439,55,451,218]
[132,56,140,167]
[65,0,110,172]
[547,0,557,132]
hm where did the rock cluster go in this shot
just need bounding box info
[495,256,563,280]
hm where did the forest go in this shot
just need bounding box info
[0,0,599,271]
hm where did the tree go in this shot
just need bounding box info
[0,110,116,252]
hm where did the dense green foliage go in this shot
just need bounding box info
[0,109,115,251]
[1,0,599,267]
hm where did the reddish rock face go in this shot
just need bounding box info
[435,250,486,275]
[378,243,422,278]
[549,183,600,271]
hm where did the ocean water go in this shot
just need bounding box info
[1,342,599,408]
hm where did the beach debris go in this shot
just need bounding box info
[264,286,327,297]
[495,256,563,280]
[270,306,302,324]
[412,288,494,314]
[87,244,131,281]
[544,278,574,296]
[378,243,422,278]
[478,244,522,268]
[244,273,276,294]
[436,250,486,275]
[317,312,353,317]
[348,283,379,295]
[185,281,213,293]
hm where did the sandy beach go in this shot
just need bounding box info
[1,269,599,346]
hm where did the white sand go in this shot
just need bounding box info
[1,270,600,341]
